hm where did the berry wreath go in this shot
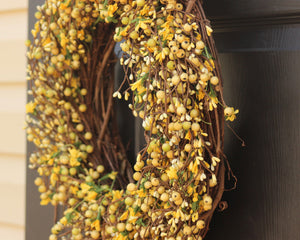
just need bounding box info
[25,0,238,239]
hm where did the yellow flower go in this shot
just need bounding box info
[107,3,118,17]
[40,198,51,205]
[69,148,81,166]
[192,212,199,222]
[128,207,140,223]
[26,101,36,113]
[60,33,68,49]
[197,90,205,101]
[60,0,71,10]
[115,233,127,240]
[70,186,79,195]
[224,107,239,121]
[119,210,128,221]
[166,167,178,180]
[206,25,213,36]
[188,160,198,175]
[60,217,68,226]
[135,19,152,32]
[85,190,98,201]
[204,59,215,71]
[91,219,100,231]
[119,25,130,37]
[140,5,150,16]
[112,190,123,201]
[208,96,218,111]
[187,186,194,196]
[108,171,118,180]
[185,130,192,140]
[50,173,58,186]
[77,29,85,41]
[80,183,91,193]
[130,79,146,95]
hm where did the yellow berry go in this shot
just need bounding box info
[196,220,205,229]
[182,121,191,130]
[210,76,219,85]
[177,106,186,115]
[127,183,137,192]
[190,109,200,118]
[84,132,92,140]
[156,90,165,100]
[117,223,126,232]
[130,31,139,39]
[183,225,192,235]
[160,193,169,202]
[90,231,100,239]
[97,165,104,173]
[133,172,142,181]
[147,38,156,48]
[167,61,176,70]
[184,144,192,152]
[151,178,159,186]
[79,104,87,112]
[162,143,171,152]
[191,123,200,132]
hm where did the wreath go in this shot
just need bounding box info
[25,0,238,239]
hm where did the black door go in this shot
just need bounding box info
[203,1,300,239]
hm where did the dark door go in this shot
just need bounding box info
[26,1,300,239]
[203,1,300,239]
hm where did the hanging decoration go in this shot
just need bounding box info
[25,0,238,239]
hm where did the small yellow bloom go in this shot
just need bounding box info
[69,148,81,167]
[40,198,50,205]
[60,217,68,226]
[50,173,58,186]
[107,3,118,17]
[60,0,71,10]
[112,190,123,201]
[91,219,100,231]
[166,167,178,180]
[80,183,91,193]
[26,101,36,113]
[119,210,129,221]
[206,25,213,36]
[77,29,85,41]
[108,171,118,180]
[85,191,98,201]
[224,107,239,121]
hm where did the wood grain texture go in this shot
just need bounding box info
[0,3,27,240]
[0,224,24,240]
[0,154,25,185]
[0,183,25,226]
[0,0,27,12]
[0,40,27,82]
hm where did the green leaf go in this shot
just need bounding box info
[133,206,140,214]
[136,218,146,226]
[121,231,129,236]
[107,16,118,24]
[51,151,61,159]
[65,212,75,223]
[202,46,212,59]
[192,201,199,212]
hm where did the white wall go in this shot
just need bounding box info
[0,1,28,239]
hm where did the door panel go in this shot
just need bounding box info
[204,0,300,19]
[203,2,300,240]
